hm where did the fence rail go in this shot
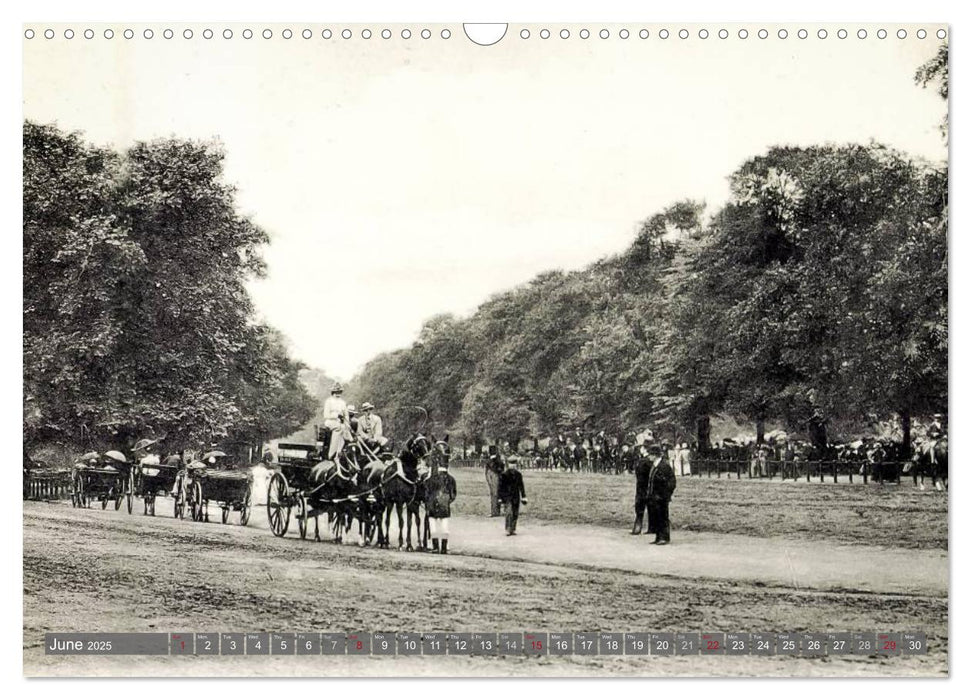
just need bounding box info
[449,457,910,485]
[24,469,73,501]
[687,459,905,484]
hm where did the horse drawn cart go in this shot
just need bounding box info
[71,451,134,513]
[184,461,253,526]
[134,459,186,517]
[265,441,384,543]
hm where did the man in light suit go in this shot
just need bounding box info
[357,402,388,450]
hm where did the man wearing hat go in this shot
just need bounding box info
[425,460,457,553]
[646,443,677,545]
[322,382,351,460]
[485,444,504,517]
[357,402,388,450]
[497,454,527,535]
[631,443,655,536]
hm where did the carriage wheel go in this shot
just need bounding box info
[297,494,308,540]
[191,481,204,522]
[239,484,252,526]
[125,473,134,514]
[174,476,186,519]
[266,472,291,537]
[221,507,229,525]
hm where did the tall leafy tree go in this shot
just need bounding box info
[24,122,314,452]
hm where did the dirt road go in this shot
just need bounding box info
[23,497,947,677]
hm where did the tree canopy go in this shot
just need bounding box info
[349,143,946,449]
[24,122,316,452]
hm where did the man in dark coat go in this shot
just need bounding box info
[630,443,654,536]
[647,443,677,544]
[497,455,527,535]
[425,464,457,554]
[485,445,504,517]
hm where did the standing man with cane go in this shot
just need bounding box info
[485,444,504,517]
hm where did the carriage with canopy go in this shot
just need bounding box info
[70,451,134,513]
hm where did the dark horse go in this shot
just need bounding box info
[352,458,386,545]
[571,443,587,473]
[908,439,948,491]
[307,458,358,543]
[380,433,432,550]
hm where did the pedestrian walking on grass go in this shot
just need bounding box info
[497,454,527,535]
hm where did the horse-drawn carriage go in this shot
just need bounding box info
[134,458,186,517]
[169,451,253,525]
[70,451,134,513]
[187,465,253,525]
[264,439,382,542]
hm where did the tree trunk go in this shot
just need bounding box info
[900,409,912,459]
[756,417,765,445]
[696,415,711,455]
[808,417,828,456]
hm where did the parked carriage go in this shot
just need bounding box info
[70,451,134,513]
[134,459,187,517]
[189,466,253,526]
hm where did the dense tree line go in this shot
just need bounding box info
[348,52,948,452]
[23,122,316,455]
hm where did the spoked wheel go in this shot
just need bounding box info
[239,484,252,526]
[221,507,229,525]
[266,472,291,537]
[190,481,204,522]
[297,494,309,540]
[125,473,134,514]
[174,475,186,519]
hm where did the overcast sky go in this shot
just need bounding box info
[23,23,947,378]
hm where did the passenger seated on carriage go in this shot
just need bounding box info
[76,451,101,468]
[322,382,352,460]
[357,402,389,451]
[102,450,129,472]
[133,438,161,467]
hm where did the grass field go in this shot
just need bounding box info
[447,467,948,550]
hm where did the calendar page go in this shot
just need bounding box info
[21,17,948,679]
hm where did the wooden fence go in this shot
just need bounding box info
[687,459,904,484]
[23,469,73,501]
[450,457,908,485]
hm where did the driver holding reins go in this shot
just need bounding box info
[357,402,388,451]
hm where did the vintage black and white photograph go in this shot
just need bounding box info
[22,21,948,677]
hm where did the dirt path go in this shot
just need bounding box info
[239,498,946,597]
[23,501,948,677]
